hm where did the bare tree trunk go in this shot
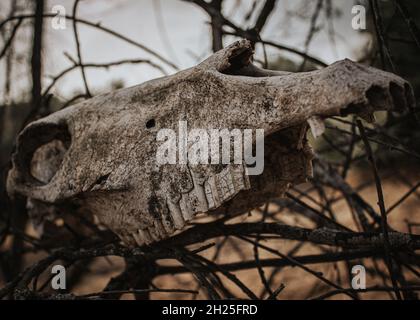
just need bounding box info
[4,0,45,282]
[0,1,17,164]
[210,0,223,52]
[31,0,44,114]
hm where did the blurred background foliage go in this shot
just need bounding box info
[0,0,420,300]
[1,0,419,167]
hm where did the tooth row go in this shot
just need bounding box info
[132,220,168,246]
[167,199,185,229]
[190,170,209,212]
[204,164,250,210]
[130,164,251,246]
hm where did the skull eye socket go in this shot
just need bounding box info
[30,139,68,184]
[146,119,156,129]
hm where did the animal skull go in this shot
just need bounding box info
[7,40,415,246]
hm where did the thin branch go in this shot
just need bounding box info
[0,18,22,60]
[0,14,179,70]
[386,181,420,215]
[72,0,91,97]
[79,288,198,299]
[42,58,166,97]
[394,0,420,49]
[357,120,402,300]
[238,236,358,300]
[369,0,396,71]
[254,0,277,33]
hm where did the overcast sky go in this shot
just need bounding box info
[0,0,370,103]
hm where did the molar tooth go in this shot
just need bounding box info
[307,116,325,138]
[139,228,152,245]
[216,166,236,201]
[231,164,250,191]
[121,233,135,246]
[204,181,215,209]
[167,200,185,229]
[161,212,175,234]
[242,165,251,189]
[154,220,167,239]
[147,226,160,242]
[180,193,193,221]
[190,170,209,212]
[132,230,144,246]
[205,175,220,209]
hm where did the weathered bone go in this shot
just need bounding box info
[7,40,415,247]
[307,116,326,138]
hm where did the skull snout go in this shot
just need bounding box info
[340,80,414,117]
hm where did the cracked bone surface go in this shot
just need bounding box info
[7,40,415,247]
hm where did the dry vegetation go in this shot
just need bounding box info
[1,0,420,300]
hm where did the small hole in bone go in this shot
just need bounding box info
[30,139,68,184]
[146,119,156,129]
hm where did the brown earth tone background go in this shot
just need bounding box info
[1,0,420,300]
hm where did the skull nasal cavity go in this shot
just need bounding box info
[366,85,387,109]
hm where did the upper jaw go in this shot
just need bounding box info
[263,59,415,137]
[203,41,415,136]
